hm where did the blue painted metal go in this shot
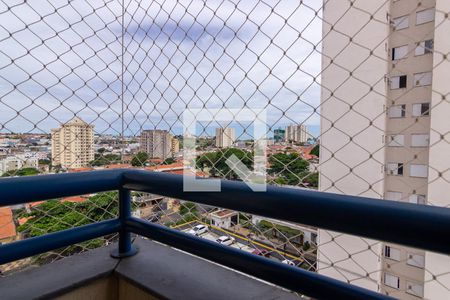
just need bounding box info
[125,217,392,300]
[0,169,124,206]
[122,170,450,254]
[110,189,138,258]
[0,169,449,299]
[0,219,120,265]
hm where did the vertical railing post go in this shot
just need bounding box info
[111,188,138,258]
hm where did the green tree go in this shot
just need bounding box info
[163,157,176,165]
[2,167,40,177]
[179,202,197,215]
[303,172,318,188]
[38,159,51,165]
[310,144,320,157]
[18,192,120,263]
[197,148,254,179]
[268,153,309,185]
[131,152,149,167]
[90,153,121,166]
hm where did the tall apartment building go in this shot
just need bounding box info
[51,117,94,169]
[215,127,235,148]
[171,138,180,155]
[285,124,310,144]
[274,128,285,143]
[140,130,173,159]
[319,1,450,299]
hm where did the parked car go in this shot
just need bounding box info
[187,224,208,236]
[252,249,270,257]
[282,259,295,266]
[216,235,235,246]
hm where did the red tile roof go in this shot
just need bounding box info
[145,161,184,171]
[0,207,16,240]
[61,196,87,203]
[68,167,94,173]
[18,216,32,226]
[104,163,132,169]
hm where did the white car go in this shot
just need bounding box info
[187,224,208,236]
[216,235,235,246]
[282,259,295,266]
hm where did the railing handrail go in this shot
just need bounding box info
[1,169,449,299]
[2,169,450,253]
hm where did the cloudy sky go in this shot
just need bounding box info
[0,0,323,139]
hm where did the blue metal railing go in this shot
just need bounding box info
[1,170,450,299]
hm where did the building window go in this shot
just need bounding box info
[390,75,407,89]
[387,134,404,147]
[385,191,402,201]
[392,15,409,30]
[406,281,424,298]
[415,39,433,56]
[409,194,426,204]
[392,45,408,60]
[388,105,406,118]
[416,8,435,25]
[411,134,429,147]
[412,103,430,116]
[407,253,425,268]
[410,164,428,178]
[384,245,401,261]
[414,72,432,87]
[387,163,403,176]
[384,273,400,289]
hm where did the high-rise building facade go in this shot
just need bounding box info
[215,128,235,148]
[274,128,285,143]
[285,124,309,144]
[171,137,180,155]
[319,1,450,299]
[51,117,94,169]
[140,130,173,159]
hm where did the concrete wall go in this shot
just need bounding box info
[318,0,390,292]
[424,1,450,298]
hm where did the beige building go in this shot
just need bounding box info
[319,1,450,299]
[285,124,310,144]
[171,137,180,155]
[51,117,94,169]
[0,155,38,175]
[215,127,235,148]
[140,130,173,159]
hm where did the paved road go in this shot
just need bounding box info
[177,221,310,268]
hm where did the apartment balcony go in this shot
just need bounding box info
[0,170,449,300]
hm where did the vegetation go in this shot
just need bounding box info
[2,167,40,177]
[196,148,254,179]
[268,153,309,186]
[131,151,149,167]
[303,172,318,188]
[310,144,320,157]
[302,241,311,251]
[38,159,51,165]
[162,157,176,165]
[196,137,214,150]
[17,192,120,263]
[257,220,303,239]
[179,201,197,215]
[90,153,121,166]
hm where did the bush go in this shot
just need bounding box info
[131,152,149,166]
[302,241,311,251]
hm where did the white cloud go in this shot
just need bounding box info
[0,0,323,137]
